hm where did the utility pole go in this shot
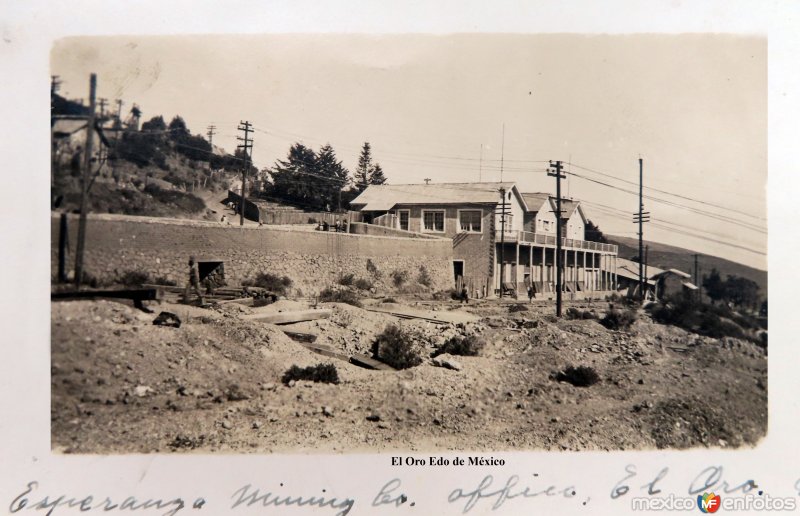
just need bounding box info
[50,75,62,96]
[497,187,510,298]
[632,158,650,302]
[644,244,649,299]
[548,160,566,317]
[97,98,108,118]
[115,99,123,124]
[424,178,431,185]
[237,120,253,226]
[207,125,216,146]
[73,73,97,288]
[693,253,700,301]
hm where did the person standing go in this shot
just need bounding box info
[184,256,204,304]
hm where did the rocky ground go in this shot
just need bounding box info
[51,296,767,454]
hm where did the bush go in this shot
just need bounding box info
[318,287,362,307]
[307,217,317,224]
[381,297,397,304]
[391,269,409,288]
[600,307,638,330]
[244,273,293,295]
[554,365,600,387]
[338,273,355,286]
[154,276,177,286]
[354,278,374,291]
[372,325,423,370]
[508,304,528,313]
[281,364,340,385]
[647,295,757,343]
[417,265,433,287]
[566,307,597,320]
[433,335,486,357]
[118,269,151,287]
[366,258,382,279]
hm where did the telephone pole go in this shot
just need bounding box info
[644,244,649,299]
[693,253,700,300]
[73,73,97,288]
[50,75,62,96]
[548,160,566,317]
[97,98,108,118]
[207,125,216,146]
[237,121,254,226]
[497,187,510,298]
[632,158,650,302]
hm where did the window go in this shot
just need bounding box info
[543,220,551,231]
[458,210,482,233]
[422,210,445,232]
[398,210,410,231]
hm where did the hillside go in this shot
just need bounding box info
[607,235,767,295]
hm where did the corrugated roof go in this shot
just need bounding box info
[606,257,664,284]
[351,182,518,210]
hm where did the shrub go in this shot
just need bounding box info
[338,273,355,286]
[354,278,374,291]
[566,307,597,320]
[600,307,638,330]
[647,296,756,343]
[307,217,317,224]
[154,276,177,286]
[381,297,397,304]
[508,304,528,313]
[433,335,486,357]
[244,273,293,295]
[391,269,409,288]
[118,269,151,287]
[372,325,423,369]
[281,364,340,385]
[318,287,362,307]
[417,265,433,287]
[554,365,600,387]
[366,258,382,279]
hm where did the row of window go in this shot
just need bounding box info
[396,209,484,233]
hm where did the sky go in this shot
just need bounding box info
[51,34,767,270]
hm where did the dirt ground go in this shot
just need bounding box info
[51,296,767,454]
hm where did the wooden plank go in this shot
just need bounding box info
[350,353,396,371]
[241,309,331,325]
[282,330,318,343]
[364,307,450,325]
[297,342,350,361]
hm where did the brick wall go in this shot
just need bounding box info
[51,214,454,294]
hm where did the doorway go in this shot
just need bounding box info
[453,260,464,289]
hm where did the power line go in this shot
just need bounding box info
[571,162,765,222]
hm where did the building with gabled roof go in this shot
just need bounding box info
[351,182,618,299]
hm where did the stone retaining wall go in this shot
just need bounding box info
[51,213,454,295]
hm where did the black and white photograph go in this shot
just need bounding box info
[47,32,768,455]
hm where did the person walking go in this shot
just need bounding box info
[184,256,204,305]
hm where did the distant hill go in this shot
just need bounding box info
[607,235,767,296]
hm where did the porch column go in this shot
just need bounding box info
[541,246,545,285]
[582,251,587,289]
[515,243,520,291]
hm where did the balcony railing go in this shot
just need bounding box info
[498,230,618,254]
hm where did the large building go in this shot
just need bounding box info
[351,182,618,298]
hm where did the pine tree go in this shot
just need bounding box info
[369,163,387,185]
[354,142,373,192]
[316,143,349,210]
[269,143,320,207]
